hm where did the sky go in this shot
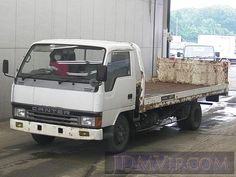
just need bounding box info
[171,0,236,10]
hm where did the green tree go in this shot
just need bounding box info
[170,6,236,42]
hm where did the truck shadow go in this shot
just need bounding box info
[3,110,230,164]
[127,126,182,151]
[29,126,181,159]
[2,126,182,162]
[0,121,221,177]
[3,111,229,161]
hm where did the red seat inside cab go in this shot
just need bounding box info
[50,49,75,76]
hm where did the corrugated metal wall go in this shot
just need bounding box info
[0,0,166,119]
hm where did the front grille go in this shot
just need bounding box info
[27,110,81,127]
[12,103,102,128]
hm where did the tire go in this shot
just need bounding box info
[106,115,130,153]
[177,102,202,130]
[31,134,55,145]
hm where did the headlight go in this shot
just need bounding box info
[14,108,26,118]
[81,117,96,127]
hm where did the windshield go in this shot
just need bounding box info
[184,46,215,59]
[18,44,106,83]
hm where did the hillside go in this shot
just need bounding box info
[170,6,236,42]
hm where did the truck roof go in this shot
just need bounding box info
[33,39,133,51]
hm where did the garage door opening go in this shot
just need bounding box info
[169,0,236,60]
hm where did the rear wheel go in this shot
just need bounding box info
[31,134,55,145]
[177,102,202,130]
[106,115,130,153]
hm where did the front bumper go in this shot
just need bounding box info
[10,118,103,140]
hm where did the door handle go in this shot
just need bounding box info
[128,94,133,100]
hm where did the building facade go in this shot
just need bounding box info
[0,0,169,119]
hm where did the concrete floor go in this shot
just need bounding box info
[0,66,236,177]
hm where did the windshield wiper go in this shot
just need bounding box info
[22,73,53,80]
[58,77,90,85]
[21,68,55,80]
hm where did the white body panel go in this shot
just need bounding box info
[12,84,103,113]
[103,77,136,127]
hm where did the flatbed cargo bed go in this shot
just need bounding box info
[139,58,229,113]
[139,58,229,112]
[145,81,207,97]
[141,81,228,112]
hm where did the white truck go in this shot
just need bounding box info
[2,39,229,153]
[178,45,220,60]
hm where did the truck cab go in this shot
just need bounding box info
[4,40,145,152]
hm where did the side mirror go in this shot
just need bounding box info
[96,65,107,82]
[215,52,220,58]
[2,60,14,78]
[3,60,9,74]
[177,52,182,58]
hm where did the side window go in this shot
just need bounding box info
[105,51,131,92]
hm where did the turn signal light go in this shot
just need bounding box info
[95,117,102,128]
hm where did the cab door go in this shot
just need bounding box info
[102,50,136,126]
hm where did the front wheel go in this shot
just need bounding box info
[31,134,55,145]
[106,115,130,153]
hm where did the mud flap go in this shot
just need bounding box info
[206,95,219,102]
